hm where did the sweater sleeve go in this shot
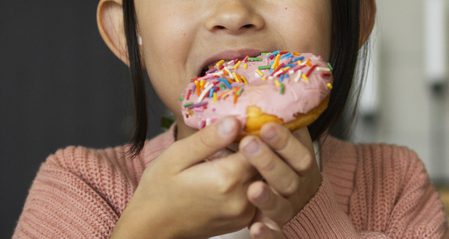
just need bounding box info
[281,145,448,238]
[12,146,136,239]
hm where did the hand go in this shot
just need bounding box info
[248,210,286,239]
[112,117,258,239]
[239,123,322,238]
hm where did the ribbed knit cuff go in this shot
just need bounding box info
[282,175,357,238]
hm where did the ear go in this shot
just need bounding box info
[360,0,376,46]
[97,0,129,65]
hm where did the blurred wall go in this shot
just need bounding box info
[0,1,165,237]
[353,0,449,181]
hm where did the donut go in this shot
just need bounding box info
[179,51,333,137]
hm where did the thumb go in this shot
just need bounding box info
[250,211,281,232]
[167,116,240,171]
[250,222,284,239]
[249,211,283,239]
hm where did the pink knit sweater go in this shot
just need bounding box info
[13,125,448,238]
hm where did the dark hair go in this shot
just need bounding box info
[123,0,367,158]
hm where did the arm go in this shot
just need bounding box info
[281,145,448,238]
[14,117,261,239]
[240,124,447,238]
[12,148,121,238]
[282,176,387,238]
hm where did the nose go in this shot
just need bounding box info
[205,0,265,34]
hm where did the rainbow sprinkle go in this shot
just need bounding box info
[258,65,271,70]
[280,83,285,94]
[181,51,333,114]
[248,57,263,62]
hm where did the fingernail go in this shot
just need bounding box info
[251,224,264,239]
[264,218,281,231]
[262,125,277,141]
[243,138,260,155]
[218,118,236,136]
[255,187,268,202]
[253,224,265,238]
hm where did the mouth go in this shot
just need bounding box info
[196,48,264,77]
[198,66,210,78]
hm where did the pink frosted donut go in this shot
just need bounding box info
[180,51,333,136]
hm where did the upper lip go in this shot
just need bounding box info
[196,48,263,76]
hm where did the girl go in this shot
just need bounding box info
[13,0,448,238]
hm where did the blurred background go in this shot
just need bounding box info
[353,0,449,184]
[0,0,448,237]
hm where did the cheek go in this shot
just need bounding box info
[144,33,188,113]
[270,1,331,60]
[136,3,197,113]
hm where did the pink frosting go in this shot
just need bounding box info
[180,51,334,130]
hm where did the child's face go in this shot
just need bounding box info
[135,0,331,130]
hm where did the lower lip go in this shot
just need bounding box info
[198,49,264,75]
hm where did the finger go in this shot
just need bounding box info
[240,136,299,196]
[168,117,240,171]
[250,222,284,239]
[209,151,259,183]
[247,181,293,226]
[292,127,314,148]
[249,208,264,226]
[250,222,271,239]
[260,123,316,175]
